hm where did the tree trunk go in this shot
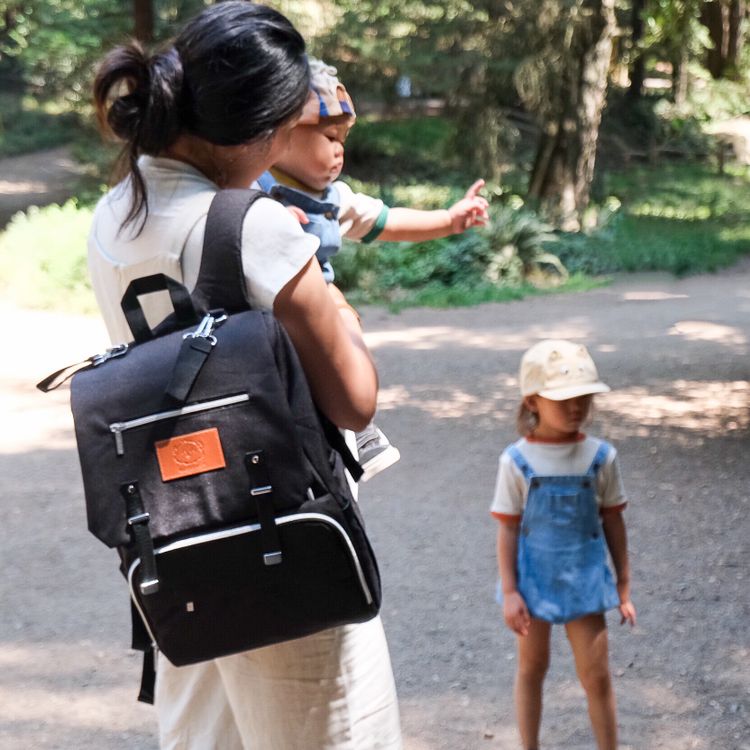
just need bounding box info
[702,0,745,79]
[727,0,745,77]
[627,0,646,101]
[134,0,154,42]
[527,0,615,231]
[672,47,689,105]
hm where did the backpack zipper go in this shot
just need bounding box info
[109,393,250,456]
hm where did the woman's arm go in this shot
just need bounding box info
[273,257,378,431]
[602,510,637,626]
[497,521,531,636]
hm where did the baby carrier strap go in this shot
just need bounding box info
[257,170,276,193]
[506,444,535,480]
[585,440,612,477]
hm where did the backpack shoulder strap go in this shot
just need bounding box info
[192,189,265,313]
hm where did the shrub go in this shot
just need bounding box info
[0,200,97,313]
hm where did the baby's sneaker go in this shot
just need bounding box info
[355,423,400,482]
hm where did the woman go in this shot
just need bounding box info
[89,3,402,748]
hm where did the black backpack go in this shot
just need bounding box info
[38,189,380,703]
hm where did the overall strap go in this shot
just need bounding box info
[257,171,276,193]
[506,444,535,481]
[586,440,612,477]
[192,189,265,314]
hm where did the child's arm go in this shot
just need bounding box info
[602,511,637,626]
[497,521,531,636]
[376,179,489,243]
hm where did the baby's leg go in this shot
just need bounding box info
[565,613,617,750]
[515,617,551,750]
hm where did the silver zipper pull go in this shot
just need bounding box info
[110,423,125,456]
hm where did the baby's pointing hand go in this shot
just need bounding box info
[448,179,490,233]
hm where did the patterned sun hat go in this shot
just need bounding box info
[298,58,356,125]
[519,340,610,400]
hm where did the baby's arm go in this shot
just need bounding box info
[497,521,531,636]
[377,179,489,242]
[602,511,637,626]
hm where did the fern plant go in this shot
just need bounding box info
[479,205,567,285]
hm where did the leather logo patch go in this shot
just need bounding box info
[155,428,226,482]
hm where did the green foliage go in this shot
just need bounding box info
[556,163,750,276]
[477,206,564,285]
[0,1,211,108]
[0,95,82,156]
[345,116,460,183]
[0,200,97,313]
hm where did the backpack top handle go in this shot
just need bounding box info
[121,273,201,344]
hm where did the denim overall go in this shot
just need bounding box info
[507,441,620,624]
[258,171,341,282]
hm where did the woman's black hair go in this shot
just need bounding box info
[93,1,310,231]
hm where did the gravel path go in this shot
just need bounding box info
[0,146,85,228]
[1,264,749,749]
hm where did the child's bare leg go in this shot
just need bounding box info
[565,613,617,750]
[515,617,551,750]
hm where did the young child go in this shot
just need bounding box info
[491,340,636,750]
[259,59,489,481]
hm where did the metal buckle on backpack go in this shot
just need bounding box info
[91,343,129,367]
[263,551,283,566]
[139,578,160,595]
[183,313,228,346]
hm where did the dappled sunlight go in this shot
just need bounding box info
[0,383,76,453]
[365,323,593,353]
[0,179,49,195]
[0,683,142,730]
[669,320,747,347]
[599,381,749,438]
[622,291,689,301]
[378,379,519,420]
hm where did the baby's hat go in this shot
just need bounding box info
[298,57,356,125]
[519,340,610,400]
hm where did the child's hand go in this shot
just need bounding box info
[619,599,637,627]
[503,590,531,636]
[447,179,489,234]
[286,205,309,225]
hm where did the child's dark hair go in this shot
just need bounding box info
[516,401,538,437]
[516,397,596,437]
[93,1,309,232]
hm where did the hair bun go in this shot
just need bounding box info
[139,47,183,151]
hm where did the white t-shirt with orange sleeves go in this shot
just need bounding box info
[490,434,627,523]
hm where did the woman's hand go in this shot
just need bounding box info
[503,590,531,636]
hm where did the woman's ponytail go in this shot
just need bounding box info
[92,2,310,234]
[93,42,184,231]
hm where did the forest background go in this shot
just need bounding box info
[3,0,750,311]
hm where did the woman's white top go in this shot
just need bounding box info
[88,156,319,344]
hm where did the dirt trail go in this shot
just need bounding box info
[0,146,85,227]
[1,265,749,749]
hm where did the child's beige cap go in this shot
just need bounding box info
[520,340,610,400]
[298,58,356,125]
